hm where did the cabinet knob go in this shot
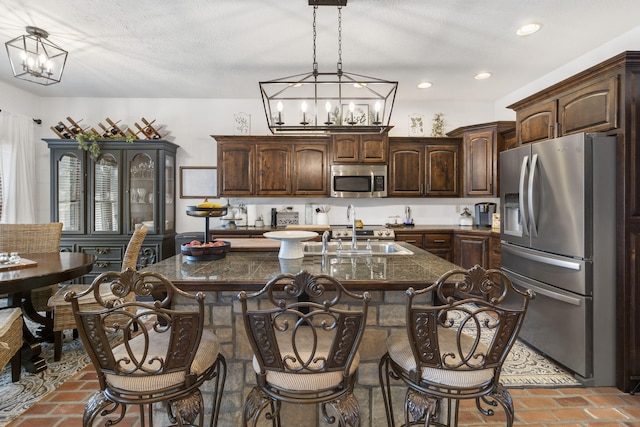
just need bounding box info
[95,262,110,268]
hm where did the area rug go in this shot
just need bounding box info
[0,332,92,426]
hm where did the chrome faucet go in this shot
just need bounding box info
[322,230,330,254]
[347,204,358,250]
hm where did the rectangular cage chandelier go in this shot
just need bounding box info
[260,0,397,134]
[5,26,68,86]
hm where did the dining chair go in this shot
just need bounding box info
[379,265,535,427]
[48,226,147,361]
[239,270,370,426]
[66,268,227,427]
[0,307,24,382]
[0,222,63,319]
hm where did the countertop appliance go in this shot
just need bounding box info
[330,225,395,240]
[330,164,387,198]
[474,202,496,227]
[500,132,615,386]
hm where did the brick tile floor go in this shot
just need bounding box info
[6,366,640,426]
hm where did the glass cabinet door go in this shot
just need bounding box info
[93,152,119,232]
[164,153,175,231]
[129,152,155,232]
[57,151,83,232]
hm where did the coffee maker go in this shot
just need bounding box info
[475,202,496,227]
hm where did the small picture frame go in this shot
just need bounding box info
[180,166,217,198]
[234,112,251,135]
[409,113,425,136]
[342,104,369,126]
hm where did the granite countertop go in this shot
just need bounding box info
[142,242,459,292]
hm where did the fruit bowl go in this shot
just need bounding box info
[186,206,228,217]
[181,240,231,262]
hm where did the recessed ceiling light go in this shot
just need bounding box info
[417,81,433,89]
[474,72,492,80]
[517,23,542,36]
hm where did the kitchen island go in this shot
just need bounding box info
[141,243,459,426]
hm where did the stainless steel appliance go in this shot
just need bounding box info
[330,164,387,198]
[474,202,496,227]
[500,132,616,386]
[330,225,395,240]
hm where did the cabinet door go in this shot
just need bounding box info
[454,234,489,269]
[425,145,460,197]
[516,100,556,144]
[90,150,122,234]
[464,128,495,196]
[331,134,388,163]
[293,143,328,195]
[558,75,618,136]
[388,143,424,196]
[361,134,388,163]
[52,148,85,234]
[127,151,157,234]
[218,143,254,195]
[331,134,360,163]
[256,144,291,195]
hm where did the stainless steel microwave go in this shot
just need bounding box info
[330,164,387,198]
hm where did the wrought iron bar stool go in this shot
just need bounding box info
[66,268,226,427]
[379,265,535,426]
[239,270,370,426]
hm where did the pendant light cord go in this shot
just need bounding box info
[312,2,318,75]
[337,4,342,74]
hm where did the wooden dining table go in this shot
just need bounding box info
[0,252,95,373]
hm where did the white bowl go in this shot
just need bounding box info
[141,221,154,228]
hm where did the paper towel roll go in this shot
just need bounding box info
[246,204,257,226]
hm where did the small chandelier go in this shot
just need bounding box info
[260,0,397,134]
[5,26,68,86]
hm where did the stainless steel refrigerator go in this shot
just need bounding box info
[500,132,616,386]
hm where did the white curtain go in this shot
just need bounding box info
[0,111,37,223]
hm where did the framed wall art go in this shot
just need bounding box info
[409,113,425,136]
[179,166,217,198]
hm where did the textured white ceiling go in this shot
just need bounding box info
[1,0,639,102]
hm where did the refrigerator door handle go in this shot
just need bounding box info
[528,153,539,237]
[519,155,530,236]
[502,244,582,270]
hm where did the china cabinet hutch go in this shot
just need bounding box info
[45,139,178,283]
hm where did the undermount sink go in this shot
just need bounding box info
[302,241,413,256]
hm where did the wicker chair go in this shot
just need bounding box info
[48,226,147,361]
[0,222,63,320]
[0,307,24,382]
[239,270,370,427]
[66,268,226,427]
[379,265,535,427]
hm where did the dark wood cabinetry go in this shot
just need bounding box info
[394,230,453,263]
[514,75,618,145]
[454,233,489,269]
[45,139,178,283]
[215,136,329,197]
[388,138,461,197]
[447,121,515,197]
[331,133,388,163]
[508,51,640,391]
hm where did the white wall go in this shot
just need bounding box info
[3,26,639,231]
